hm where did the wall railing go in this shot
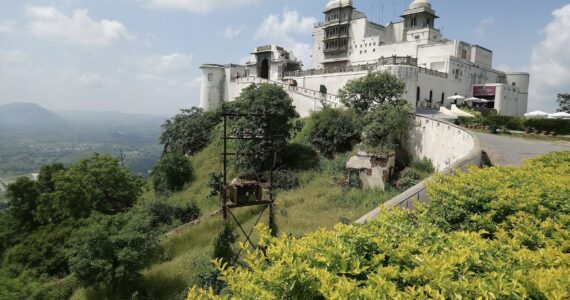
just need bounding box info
[234,77,341,107]
[355,116,482,224]
[284,56,447,79]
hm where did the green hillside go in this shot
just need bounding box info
[72,140,399,299]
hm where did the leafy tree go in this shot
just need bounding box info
[226,83,298,173]
[213,222,237,266]
[6,177,41,231]
[3,221,75,277]
[557,93,570,113]
[37,163,66,193]
[306,108,361,158]
[65,211,161,290]
[160,107,220,155]
[362,102,413,151]
[338,71,407,114]
[36,154,145,223]
[151,152,194,195]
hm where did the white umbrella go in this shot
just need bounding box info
[465,97,480,102]
[448,95,466,101]
[524,111,549,118]
[548,112,570,119]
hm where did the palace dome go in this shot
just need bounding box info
[325,0,353,11]
[409,0,431,10]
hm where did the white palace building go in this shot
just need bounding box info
[200,0,530,117]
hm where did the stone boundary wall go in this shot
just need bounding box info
[356,115,482,224]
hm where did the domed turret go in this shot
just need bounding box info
[325,0,353,11]
[409,0,431,10]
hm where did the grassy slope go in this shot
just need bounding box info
[73,142,399,299]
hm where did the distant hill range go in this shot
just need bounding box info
[0,102,68,130]
[0,102,169,177]
[0,102,166,137]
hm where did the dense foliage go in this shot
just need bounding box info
[151,152,194,195]
[305,108,361,158]
[66,211,162,290]
[148,201,201,227]
[558,93,570,113]
[187,152,570,299]
[338,71,406,114]
[426,152,570,250]
[0,154,159,298]
[458,115,570,135]
[362,102,413,151]
[160,107,221,155]
[225,83,298,173]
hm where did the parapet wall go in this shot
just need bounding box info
[356,115,482,223]
[228,77,341,117]
[408,116,477,172]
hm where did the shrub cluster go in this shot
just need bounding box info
[459,115,570,134]
[304,108,361,158]
[187,152,570,299]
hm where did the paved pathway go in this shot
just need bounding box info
[477,133,570,166]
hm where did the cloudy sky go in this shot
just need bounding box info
[1,0,569,116]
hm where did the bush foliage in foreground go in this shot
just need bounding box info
[188,152,570,299]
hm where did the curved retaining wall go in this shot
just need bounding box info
[356,115,482,224]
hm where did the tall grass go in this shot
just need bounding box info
[72,141,399,299]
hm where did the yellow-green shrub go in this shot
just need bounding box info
[186,152,570,299]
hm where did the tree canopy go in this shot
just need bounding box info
[66,211,161,290]
[557,93,570,113]
[226,83,298,173]
[305,108,361,158]
[151,152,194,195]
[338,71,407,114]
[160,107,221,155]
[362,102,413,152]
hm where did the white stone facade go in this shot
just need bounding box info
[199,0,530,117]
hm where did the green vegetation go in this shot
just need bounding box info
[160,107,220,155]
[151,152,194,195]
[458,115,570,135]
[362,102,413,152]
[339,71,407,114]
[66,211,161,293]
[557,93,570,113]
[397,157,435,191]
[0,103,163,178]
[187,152,570,299]
[1,77,436,298]
[225,83,298,173]
[0,155,164,299]
[304,108,361,158]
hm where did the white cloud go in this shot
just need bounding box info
[223,25,246,39]
[138,0,258,13]
[255,9,316,68]
[474,16,494,38]
[0,20,15,34]
[25,6,130,47]
[139,53,193,78]
[75,73,102,86]
[0,50,28,63]
[528,4,570,112]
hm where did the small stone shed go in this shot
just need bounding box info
[346,152,395,190]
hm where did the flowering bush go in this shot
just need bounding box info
[187,152,570,299]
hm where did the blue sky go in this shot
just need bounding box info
[1,0,569,115]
